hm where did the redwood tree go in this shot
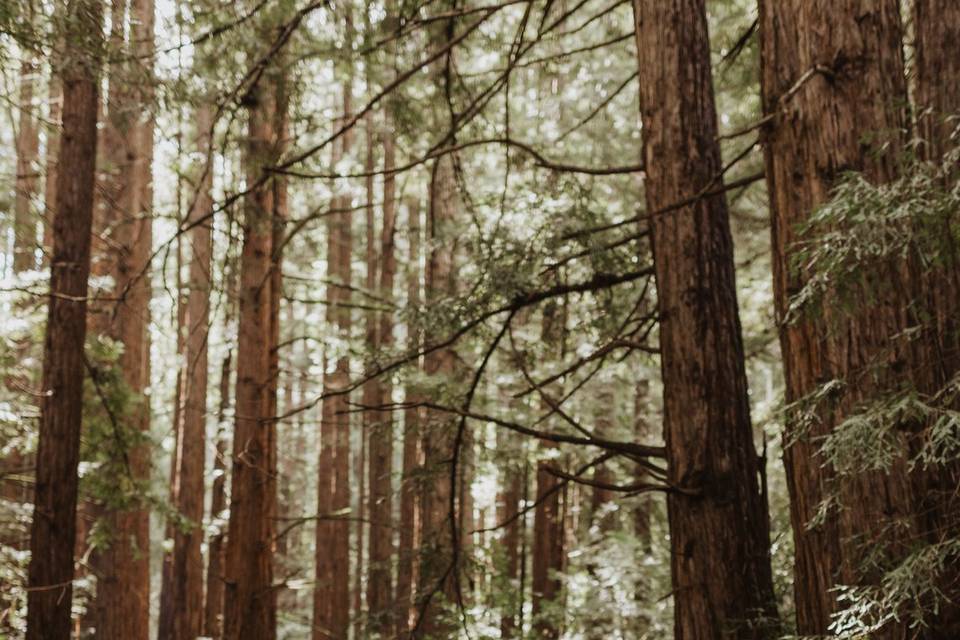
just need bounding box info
[25,0,103,637]
[633,0,779,636]
[222,66,285,640]
[165,102,215,640]
[759,0,917,635]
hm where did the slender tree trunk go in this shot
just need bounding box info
[25,0,102,636]
[314,81,355,640]
[497,426,522,638]
[158,232,186,640]
[416,146,460,638]
[222,65,284,639]
[531,301,565,640]
[367,110,398,634]
[204,348,233,638]
[166,102,215,640]
[396,197,422,639]
[633,1,779,637]
[760,1,918,635]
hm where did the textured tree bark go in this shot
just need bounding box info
[90,0,154,635]
[204,348,233,638]
[222,69,283,639]
[759,1,920,636]
[367,108,398,634]
[634,0,779,638]
[531,301,565,640]
[396,197,422,639]
[25,0,102,637]
[166,102,215,640]
[909,2,960,634]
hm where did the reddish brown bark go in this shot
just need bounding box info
[396,197,422,639]
[634,0,779,637]
[759,1,923,636]
[222,71,284,640]
[166,103,215,640]
[25,0,102,636]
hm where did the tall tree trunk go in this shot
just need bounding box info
[204,348,233,638]
[222,65,285,639]
[166,102,215,640]
[25,0,102,636]
[355,116,376,636]
[158,231,187,640]
[91,0,154,635]
[396,197,422,639]
[531,301,565,640]
[497,425,522,638]
[633,0,779,637]
[416,147,460,638]
[759,1,920,635]
[368,109,398,634]
[314,80,355,640]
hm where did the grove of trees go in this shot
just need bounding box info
[1,0,959,638]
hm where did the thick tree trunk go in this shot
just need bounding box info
[759,1,922,636]
[396,197,422,639]
[166,103,214,640]
[367,110,398,634]
[222,72,283,640]
[633,1,779,638]
[531,301,565,640]
[25,0,102,637]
